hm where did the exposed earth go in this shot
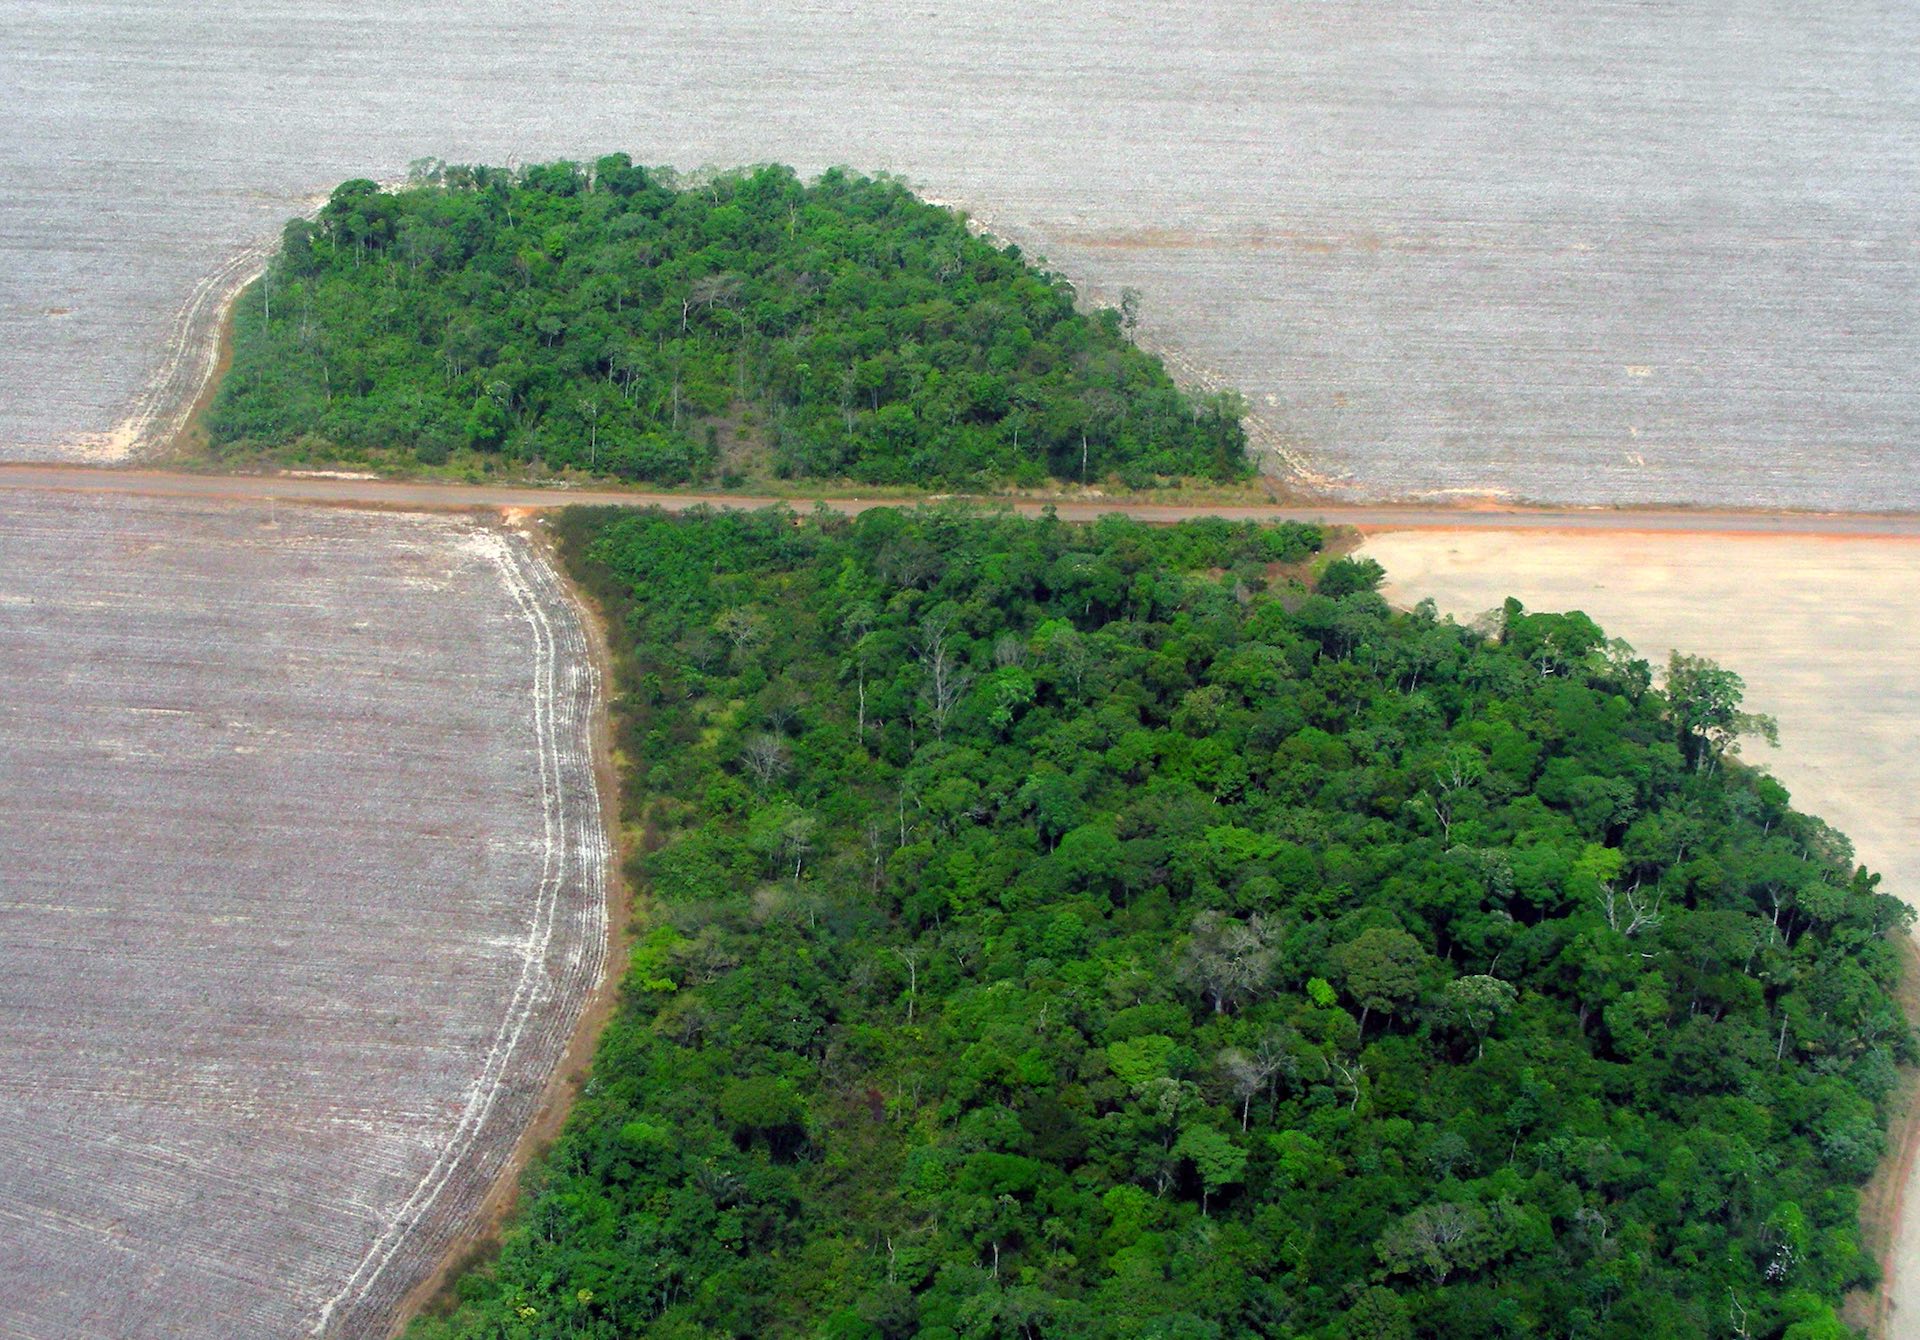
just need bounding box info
[0,490,609,1337]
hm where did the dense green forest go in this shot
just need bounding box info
[207,160,1248,487]
[413,506,1906,1340]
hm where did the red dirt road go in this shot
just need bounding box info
[5,463,1920,538]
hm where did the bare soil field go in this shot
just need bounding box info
[1356,528,1920,1334]
[0,490,608,1337]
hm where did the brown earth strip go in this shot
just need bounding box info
[1847,935,1920,1338]
[4,463,1920,539]
[386,512,634,1336]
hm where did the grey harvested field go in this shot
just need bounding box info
[0,491,608,1337]
[4,1,1917,506]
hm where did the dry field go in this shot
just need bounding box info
[0,490,608,1337]
[1357,527,1920,1330]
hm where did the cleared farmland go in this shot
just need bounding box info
[0,490,608,1337]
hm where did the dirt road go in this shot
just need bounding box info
[5,463,1920,538]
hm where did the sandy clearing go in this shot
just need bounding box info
[1357,528,1920,1335]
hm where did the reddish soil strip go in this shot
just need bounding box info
[1847,935,1920,1337]
[387,512,633,1336]
[2,463,1919,539]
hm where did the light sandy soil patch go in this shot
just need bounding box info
[1357,528,1920,1333]
[0,491,608,1337]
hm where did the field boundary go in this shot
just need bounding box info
[1846,932,1920,1339]
[384,513,634,1337]
[305,519,612,1337]
[100,239,275,461]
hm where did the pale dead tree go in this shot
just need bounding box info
[1178,911,1278,1015]
[1251,1031,1299,1107]
[891,945,924,1024]
[1324,1053,1367,1111]
[1599,879,1662,937]
[896,785,916,849]
[1218,1036,1295,1130]
[992,633,1027,669]
[1572,1206,1611,1250]
[842,603,879,737]
[863,818,888,892]
[1378,1202,1486,1285]
[714,607,766,660]
[779,812,815,881]
[851,636,876,737]
[740,733,791,789]
[1621,884,1664,937]
[1727,1292,1753,1340]
[1760,1218,1799,1283]
[681,272,741,334]
[1421,747,1485,848]
[611,342,650,401]
[1219,1049,1268,1130]
[577,397,602,468]
[1598,879,1623,931]
[917,611,972,740]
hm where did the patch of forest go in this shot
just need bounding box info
[412,506,1906,1340]
[207,160,1248,488]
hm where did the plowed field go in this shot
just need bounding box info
[0,491,608,1337]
